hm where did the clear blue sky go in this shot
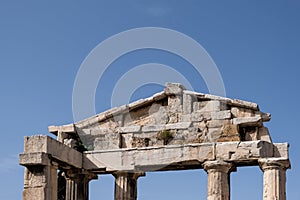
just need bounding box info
[0,1,299,199]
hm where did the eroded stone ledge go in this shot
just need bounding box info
[23,135,82,168]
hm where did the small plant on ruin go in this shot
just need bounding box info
[157,130,173,145]
[75,141,88,152]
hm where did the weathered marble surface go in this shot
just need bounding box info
[20,83,290,200]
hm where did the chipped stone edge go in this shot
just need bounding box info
[183,90,259,110]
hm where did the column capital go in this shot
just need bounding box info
[259,158,291,171]
[203,160,234,173]
[113,171,146,180]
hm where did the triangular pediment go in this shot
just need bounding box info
[49,83,272,151]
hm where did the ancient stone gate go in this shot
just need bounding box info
[20,83,290,200]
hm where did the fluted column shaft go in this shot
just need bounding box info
[114,172,145,200]
[259,158,290,200]
[203,160,233,200]
[65,178,77,200]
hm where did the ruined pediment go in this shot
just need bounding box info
[22,82,291,200]
[49,83,272,151]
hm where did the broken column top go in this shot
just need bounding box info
[49,83,272,151]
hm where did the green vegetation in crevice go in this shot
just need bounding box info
[75,141,88,152]
[157,130,174,145]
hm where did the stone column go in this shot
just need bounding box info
[113,172,145,200]
[21,154,58,200]
[203,160,234,200]
[65,170,98,200]
[65,176,77,200]
[259,158,290,200]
